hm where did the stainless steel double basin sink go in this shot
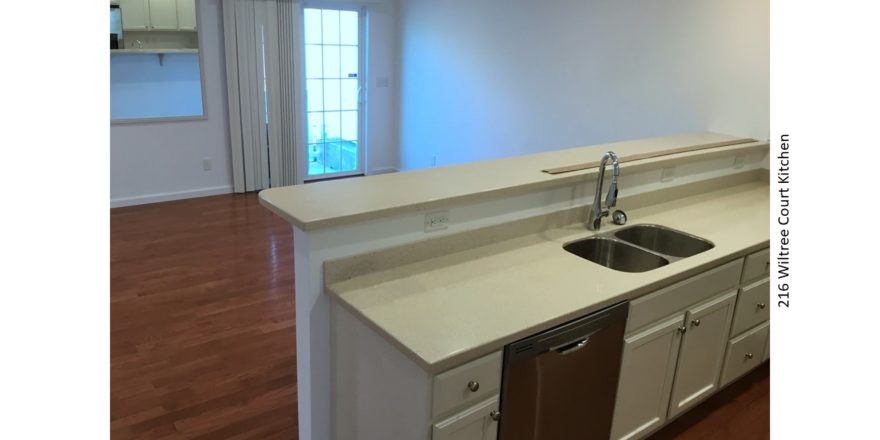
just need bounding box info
[563,224,714,272]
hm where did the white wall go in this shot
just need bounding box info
[396,0,769,170]
[111,53,204,120]
[111,0,232,207]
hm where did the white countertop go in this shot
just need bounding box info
[259,132,767,231]
[326,180,770,373]
[111,48,198,55]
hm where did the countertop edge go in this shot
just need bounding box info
[327,239,770,375]
[262,139,769,232]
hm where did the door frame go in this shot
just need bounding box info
[298,1,367,183]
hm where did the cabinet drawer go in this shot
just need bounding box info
[731,278,770,336]
[741,248,770,283]
[433,396,499,440]
[433,351,502,419]
[720,322,769,387]
[627,259,743,334]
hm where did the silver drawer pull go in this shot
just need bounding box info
[467,381,480,392]
[745,352,754,360]
[692,319,701,327]
[490,410,501,422]
[677,325,687,334]
[757,303,767,310]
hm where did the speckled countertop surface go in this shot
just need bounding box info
[259,132,765,231]
[326,181,769,373]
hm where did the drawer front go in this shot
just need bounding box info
[433,351,502,419]
[731,278,770,336]
[433,396,499,440]
[627,259,743,334]
[720,322,769,387]
[741,248,770,283]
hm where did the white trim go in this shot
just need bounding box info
[110,185,233,208]
[367,167,398,175]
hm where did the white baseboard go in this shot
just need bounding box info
[110,185,234,208]
[367,167,399,175]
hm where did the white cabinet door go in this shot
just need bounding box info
[176,0,197,30]
[148,0,179,30]
[667,290,737,418]
[120,0,149,30]
[433,397,498,440]
[611,313,685,440]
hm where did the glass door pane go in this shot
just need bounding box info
[304,8,360,177]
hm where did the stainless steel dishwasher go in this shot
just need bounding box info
[498,301,628,440]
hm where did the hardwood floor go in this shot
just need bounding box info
[649,363,770,440]
[111,193,297,439]
[111,193,769,440]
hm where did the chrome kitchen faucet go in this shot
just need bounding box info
[587,151,626,230]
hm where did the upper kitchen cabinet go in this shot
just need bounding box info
[119,0,197,32]
[148,0,179,30]
[120,0,149,31]
[177,0,197,31]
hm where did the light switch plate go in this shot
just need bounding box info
[660,166,675,182]
[733,155,745,169]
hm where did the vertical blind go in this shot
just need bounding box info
[223,0,301,192]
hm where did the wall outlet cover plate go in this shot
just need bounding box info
[425,211,450,232]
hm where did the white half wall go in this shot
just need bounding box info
[396,0,769,170]
[111,0,233,208]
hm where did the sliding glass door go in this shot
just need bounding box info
[302,6,364,179]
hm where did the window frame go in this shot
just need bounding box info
[299,1,367,181]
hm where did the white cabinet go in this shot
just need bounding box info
[176,0,197,30]
[720,322,769,386]
[432,352,502,419]
[667,290,737,418]
[433,397,499,440]
[148,0,179,30]
[611,314,685,440]
[122,0,195,32]
[120,0,149,30]
[730,278,770,335]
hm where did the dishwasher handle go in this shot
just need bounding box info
[550,329,599,355]
[554,337,590,355]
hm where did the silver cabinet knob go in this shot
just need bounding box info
[467,381,480,392]
[757,303,767,309]
[692,319,701,327]
[490,410,501,422]
[745,352,754,360]
[677,325,687,334]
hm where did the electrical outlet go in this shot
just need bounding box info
[425,211,449,232]
[203,158,212,171]
[660,166,675,182]
[733,155,745,169]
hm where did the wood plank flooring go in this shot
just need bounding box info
[111,193,769,439]
[111,193,297,439]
